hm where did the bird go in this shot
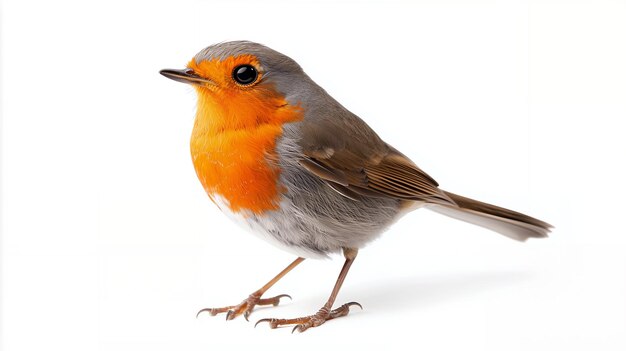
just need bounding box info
[160,40,552,333]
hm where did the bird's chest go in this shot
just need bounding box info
[190,126,285,214]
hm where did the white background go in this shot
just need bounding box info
[2,0,625,350]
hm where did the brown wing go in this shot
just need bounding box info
[297,115,455,206]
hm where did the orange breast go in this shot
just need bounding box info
[191,123,291,214]
[188,61,302,214]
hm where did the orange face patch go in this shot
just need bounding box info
[188,56,302,214]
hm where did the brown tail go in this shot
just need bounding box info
[427,191,552,241]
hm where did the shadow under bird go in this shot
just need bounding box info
[160,41,552,333]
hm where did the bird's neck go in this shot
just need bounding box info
[189,88,302,214]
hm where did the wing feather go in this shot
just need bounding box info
[301,144,454,205]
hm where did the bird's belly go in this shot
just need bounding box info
[211,194,329,259]
[209,176,408,260]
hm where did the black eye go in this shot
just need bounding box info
[232,65,258,85]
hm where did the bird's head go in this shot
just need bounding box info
[160,41,305,133]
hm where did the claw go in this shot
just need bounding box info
[225,310,234,321]
[255,318,275,329]
[273,294,292,306]
[195,308,213,318]
[291,325,301,334]
[243,310,251,322]
[345,301,363,310]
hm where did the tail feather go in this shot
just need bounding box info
[427,191,552,241]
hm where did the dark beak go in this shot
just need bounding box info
[159,68,217,86]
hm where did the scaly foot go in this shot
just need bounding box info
[255,302,362,333]
[197,292,292,321]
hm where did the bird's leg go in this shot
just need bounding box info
[197,257,305,321]
[255,248,362,333]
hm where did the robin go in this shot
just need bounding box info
[160,41,552,333]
